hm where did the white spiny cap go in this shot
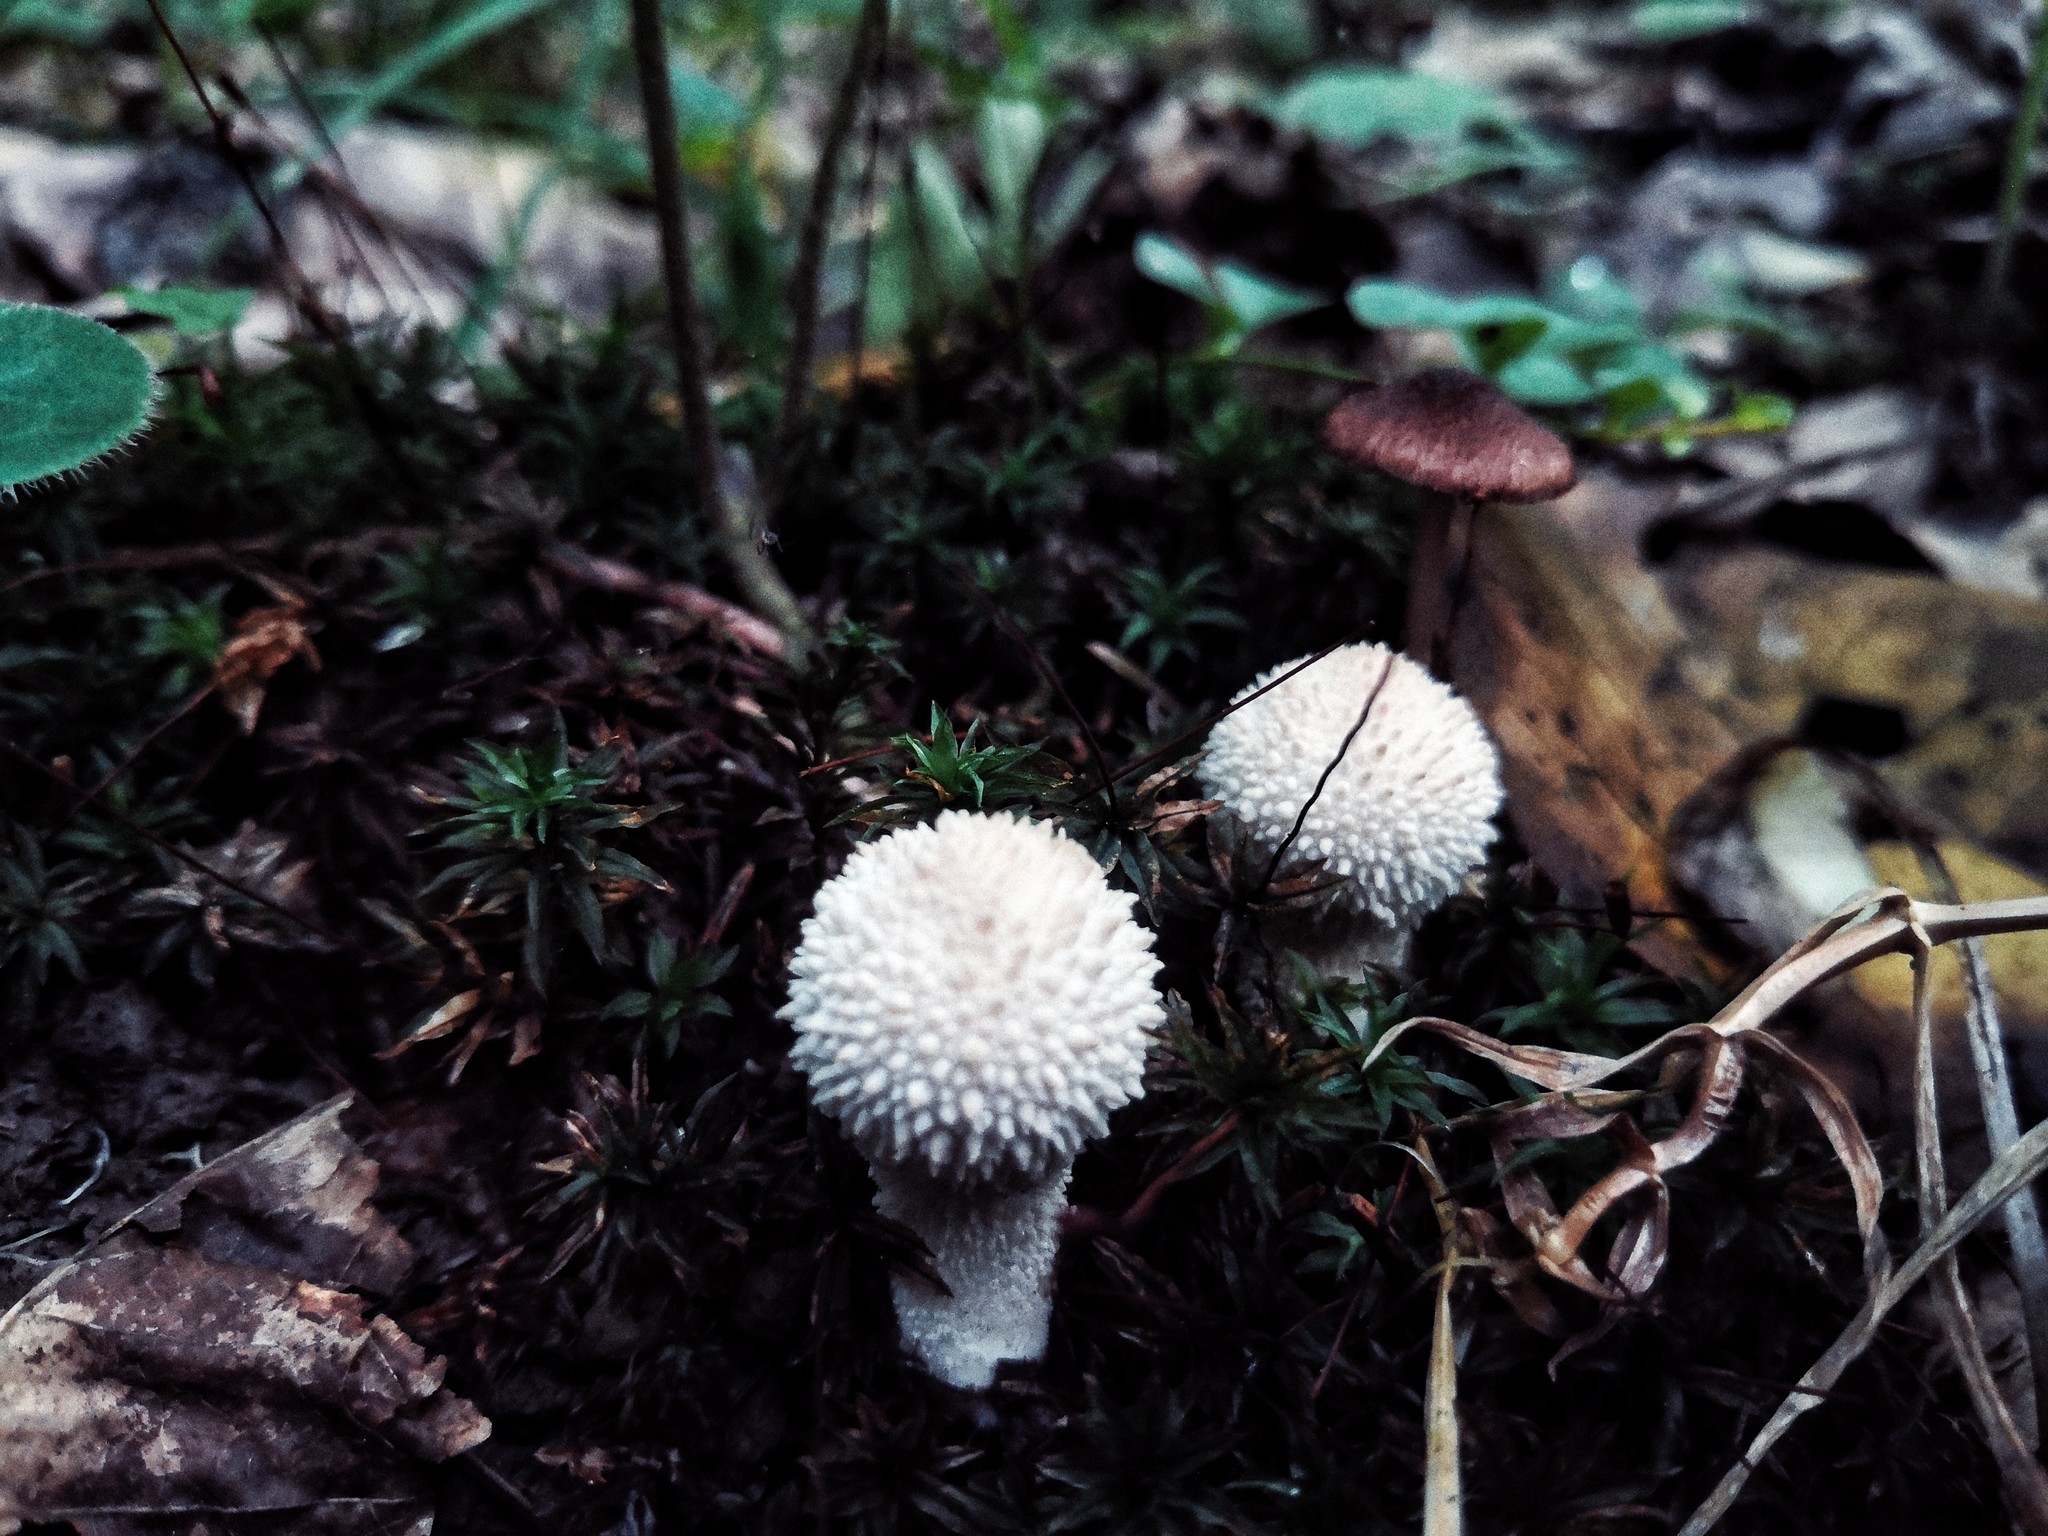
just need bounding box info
[1201,641,1503,930]
[782,811,1162,1189]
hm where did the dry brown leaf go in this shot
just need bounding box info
[1442,473,2048,1098]
[214,601,322,735]
[0,1096,488,1535]
[1436,476,1749,984]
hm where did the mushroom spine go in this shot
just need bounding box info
[1200,640,1503,974]
[781,811,1162,1387]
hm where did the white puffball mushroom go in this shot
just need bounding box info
[1200,640,1503,976]
[781,810,1162,1388]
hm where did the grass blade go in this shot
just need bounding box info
[1424,1268,1462,1536]
[1956,933,2048,1438]
[1911,943,2048,1529]
[1678,1113,2048,1535]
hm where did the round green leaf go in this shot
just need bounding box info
[0,302,154,493]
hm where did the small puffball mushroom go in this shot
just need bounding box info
[1201,640,1503,976]
[1323,367,1577,503]
[781,811,1161,1388]
[1323,369,1575,674]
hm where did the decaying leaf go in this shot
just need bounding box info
[1442,472,2048,1101]
[214,600,321,735]
[1431,474,1747,985]
[126,822,331,957]
[0,1096,488,1535]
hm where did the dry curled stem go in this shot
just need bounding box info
[1362,888,2048,1531]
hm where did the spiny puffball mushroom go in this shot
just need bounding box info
[1200,640,1503,975]
[781,810,1162,1388]
[1322,367,1576,504]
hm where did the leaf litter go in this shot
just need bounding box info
[10,0,2048,1529]
[0,1096,488,1536]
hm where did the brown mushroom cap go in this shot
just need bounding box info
[1323,368,1576,502]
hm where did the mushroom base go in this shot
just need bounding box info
[870,1162,1072,1390]
[1261,903,1414,980]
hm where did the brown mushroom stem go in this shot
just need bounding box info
[1325,370,1574,680]
[1403,490,1479,678]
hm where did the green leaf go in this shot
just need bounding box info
[1494,350,1599,405]
[909,142,991,299]
[1346,280,1564,367]
[977,96,1050,276]
[1131,231,1214,303]
[1728,229,1869,296]
[1135,233,1322,353]
[1590,342,1714,420]
[113,284,256,338]
[0,0,118,43]
[329,0,557,139]
[0,303,155,493]
[1037,145,1114,255]
[671,58,744,135]
[251,0,321,28]
[1719,389,1797,434]
[1631,0,1750,42]
[1211,263,1324,334]
[1274,65,1518,147]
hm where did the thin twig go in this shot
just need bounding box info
[1910,937,2048,1529]
[541,542,786,656]
[455,1450,550,1533]
[247,26,403,322]
[1956,929,2048,1437]
[1200,351,1371,386]
[1061,1110,1244,1240]
[53,684,215,829]
[1108,619,1378,791]
[1680,1106,2048,1535]
[699,859,756,949]
[2,540,283,594]
[769,0,889,501]
[1822,750,2048,1426]
[627,0,809,644]
[798,744,896,778]
[1258,651,1395,893]
[1309,1284,1365,1401]
[142,0,336,340]
[842,10,892,412]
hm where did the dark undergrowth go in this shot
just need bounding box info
[0,320,2004,1535]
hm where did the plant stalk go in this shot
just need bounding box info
[1956,935,2048,1442]
[627,0,809,644]
[768,0,889,502]
[1987,5,2048,298]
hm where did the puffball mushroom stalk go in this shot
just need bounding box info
[781,811,1162,1388]
[1201,641,1503,976]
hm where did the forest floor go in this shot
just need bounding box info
[6,2,2048,1532]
